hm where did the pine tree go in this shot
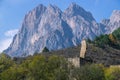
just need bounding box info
[42,47,49,52]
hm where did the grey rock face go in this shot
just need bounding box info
[100,10,120,34]
[4,3,120,57]
[63,3,102,46]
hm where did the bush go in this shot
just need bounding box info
[0,65,28,80]
[71,64,105,80]
[105,66,120,80]
[0,53,14,73]
[42,47,49,52]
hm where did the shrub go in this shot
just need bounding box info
[71,64,105,80]
[42,47,49,52]
[105,66,120,80]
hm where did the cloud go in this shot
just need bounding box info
[0,38,12,53]
[5,29,18,37]
[0,29,18,53]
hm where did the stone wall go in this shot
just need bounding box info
[68,57,80,67]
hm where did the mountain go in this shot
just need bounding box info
[4,3,120,57]
[63,3,102,44]
[100,10,120,34]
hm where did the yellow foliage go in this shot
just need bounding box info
[109,34,116,43]
[104,66,120,80]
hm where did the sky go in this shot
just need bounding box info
[0,0,120,52]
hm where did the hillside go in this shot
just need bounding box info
[42,28,120,66]
[84,28,120,66]
[41,42,120,66]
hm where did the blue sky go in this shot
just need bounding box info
[0,0,120,52]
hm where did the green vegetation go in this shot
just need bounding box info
[0,54,69,80]
[0,53,120,80]
[0,53,14,73]
[105,66,120,80]
[93,28,120,49]
[71,64,105,80]
[42,47,49,52]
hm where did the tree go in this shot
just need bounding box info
[0,53,13,73]
[71,64,105,80]
[109,34,116,43]
[105,67,120,80]
[42,47,49,52]
[0,65,28,80]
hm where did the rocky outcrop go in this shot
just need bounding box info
[80,40,86,58]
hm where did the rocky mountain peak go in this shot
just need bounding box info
[100,19,110,26]
[47,4,61,11]
[64,3,95,22]
[23,4,46,25]
[69,2,84,10]
[100,10,120,34]
[28,4,46,18]
[45,4,62,17]
[112,10,120,15]
[35,4,46,10]
[110,10,120,23]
